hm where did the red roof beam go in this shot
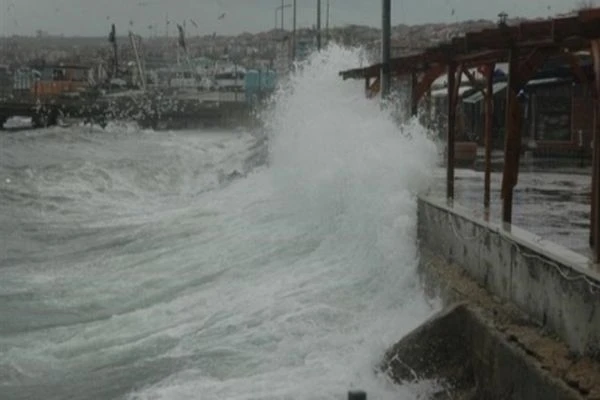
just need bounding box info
[579,7,600,22]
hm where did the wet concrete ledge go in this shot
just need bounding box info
[380,249,600,399]
[417,195,600,358]
[379,196,600,398]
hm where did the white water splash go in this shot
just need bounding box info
[1,45,440,400]
[127,46,440,399]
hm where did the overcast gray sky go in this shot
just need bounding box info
[0,0,589,37]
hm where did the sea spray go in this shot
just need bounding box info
[128,45,441,400]
[1,46,441,400]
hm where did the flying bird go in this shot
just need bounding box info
[218,12,226,20]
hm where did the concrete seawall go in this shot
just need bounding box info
[380,196,600,398]
[417,196,600,358]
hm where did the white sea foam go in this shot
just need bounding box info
[0,45,440,400]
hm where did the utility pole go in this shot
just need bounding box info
[109,24,118,79]
[165,12,169,38]
[326,0,330,45]
[281,0,285,30]
[317,0,322,50]
[292,0,297,61]
[381,0,391,98]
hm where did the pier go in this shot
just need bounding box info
[0,90,256,130]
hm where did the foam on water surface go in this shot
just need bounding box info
[0,46,440,400]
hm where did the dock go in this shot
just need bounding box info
[0,89,257,130]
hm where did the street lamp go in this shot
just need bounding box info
[275,3,292,30]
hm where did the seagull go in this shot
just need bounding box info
[218,12,226,20]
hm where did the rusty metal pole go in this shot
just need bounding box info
[484,64,494,209]
[447,63,457,200]
[501,46,521,224]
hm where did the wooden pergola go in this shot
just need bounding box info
[339,9,600,262]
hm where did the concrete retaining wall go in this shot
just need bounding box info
[383,303,585,399]
[418,196,600,357]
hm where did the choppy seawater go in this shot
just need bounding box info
[0,47,441,400]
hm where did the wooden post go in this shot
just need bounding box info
[591,101,597,249]
[411,65,445,122]
[501,47,522,224]
[424,87,433,130]
[447,63,457,200]
[411,72,418,116]
[590,39,600,261]
[484,64,495,209]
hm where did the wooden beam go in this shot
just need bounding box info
[580,8,600,23]
[424,86,433,129]
[592,104,598,249]
[484,64,495,209]
[452,64,465,109]
[501,46,522,224]
[455,50,506,64]
[462,68,486,98]
[564,52,591,88]
[590,39,600,261]
[338,10,600,81]
[447,62,457,200]
[411,72,419,116]
[517,47,554,88]
[499,47,551,223]
[411,64,446,114]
